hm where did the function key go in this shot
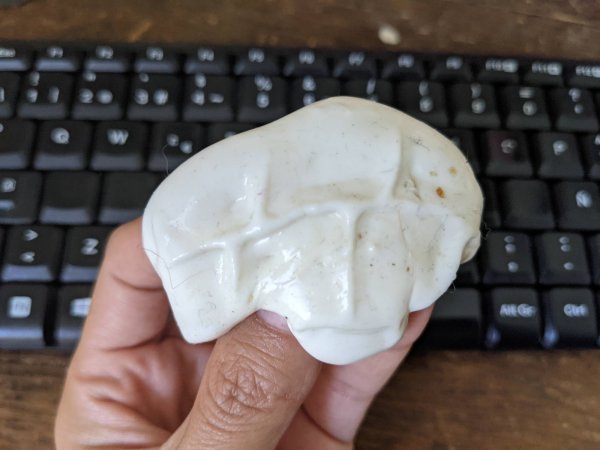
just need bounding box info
[0,171,42,224]
[134,46,180,73]
[483,130,533,178]
[430,56,473,82]
[85,45,131,73]
[90,121,148,171]
[536,232,590,285]
[397,81,448,128]
[344,79,393,105]
[381,53,424,80]
[534,132,584,179]
[283,49,329,77]
[481,231,536,285]
[0,120,36,169]
[54,284,92,348]
[580,133,600,180]
[182,74,235,122]
[485,288,541,349]
[33,121,92,170]
[566,63,600,89]
[550,87,598,133]
[450,82,500,129]
[542,288,597,348]
[290,76,340,110]
[0,46,32,71]
[234,48,279,76]
[2,226,64,282]
[0,284,50,349]
[237,76,287,123]
[17,72,74,120]
[477,58,519,84]
[35,45,81,72]
[523,60,564,86]
[332,51,377,79]
[184,47,230,75]
[72,71,127,121]
[502,86,551,130]
[0,73,19,118]
[127,73,180,122]
[147,123,204,172]
[554,181,600,231]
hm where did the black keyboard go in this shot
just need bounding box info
[0,42,598,351]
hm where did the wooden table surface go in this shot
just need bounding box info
[1,1,600,448]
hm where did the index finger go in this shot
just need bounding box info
[78,218,170,351]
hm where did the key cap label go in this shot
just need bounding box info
[7,296,31,318]
[51,127,70,145]
[22,229,38,242]
[80,238,99,256]
[563,303,589,317]
[0,177,16,193]
[107,128,129,146]
[499,303,537,318]
[19,251,35,263]
[575,190,592,208]
[70,297,91,318]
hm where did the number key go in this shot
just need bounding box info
[61,227,111,282]
[127,73,180,122]
[17,72,73,120]
[0,73,20,118]
[237,76,287,123]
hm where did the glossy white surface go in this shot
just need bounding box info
[142,97,483,364]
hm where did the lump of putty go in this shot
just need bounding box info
[142,96,483,365]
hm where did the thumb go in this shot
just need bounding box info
[165,311,321,450]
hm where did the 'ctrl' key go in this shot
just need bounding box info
[542,288,597,348]
[0,284,50,349]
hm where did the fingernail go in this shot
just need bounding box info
[256,310,290,332]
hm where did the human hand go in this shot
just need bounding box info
[55,218,432,449]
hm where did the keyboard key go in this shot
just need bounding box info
[567,64,600,88]
[35,45,81,72]
[148,123,204,172]
[481,179,501,229]
[0,120,36,169]
[501,179,554,230]
[536,233,590,285]
[234,48,279,76]
[450,83,500,129]
[283,49,329,77]
[481,231,536,285]
[456,257,479,285]
[98,172,158,224]
[182,75,234,122]
[184,47,230,75]
[72,71,127,120]
[0,172,42,224]
[290,76,340,110]
[418,289,482,348]
[554,181,600,231]
[534,132,584,179]
[476,58,519,84]
[85,45,131,72]
[33,121,92,170]
[550,87,598,132]
[207,123,255,145]
[483,130,533,178]
[343,79,393,105]
[2,226,63,282]
[444,129,479,174]
[17,72,73,119]
[381,53,425,80]
[589,234,600,286]
[542,288,597,348]
[39,172,100,225]
[485,288,541,349]
[0,73,20,118]
[523,61,563,86]
[237,76,287,123]
[61,227,111,282]
[502,86,551,130]
[91,122,148,171]
[397,81,448,128]
[128,73,180,122]
[430,56,472,82]
[0,284,50,349]
[54,284,92,348]
[580,133,600,180]
[332,51,377,79]
[0,45,32,71]
[134,46,180,73]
